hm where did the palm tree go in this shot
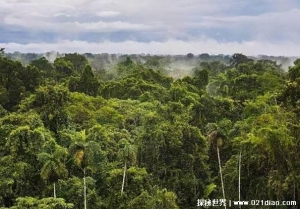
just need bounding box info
[70,130,103,209]
[206,123,226,209]
[117,138,137,195]
[38,141,68,199]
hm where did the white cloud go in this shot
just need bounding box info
[201,8,300,25]
[0,0,238,30]
[95,11,121,17]
[2,39,300,56]
[4,16,151,33]
[192,9,300,42]
[1,0,300,55]
[70,21,151,32]
[1,1,75,16]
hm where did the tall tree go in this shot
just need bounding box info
[38,139,68,199]
[70,130,104,209]
[118,138,137,195]
[206,123,226,209]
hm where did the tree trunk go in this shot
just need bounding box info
[217,146,226,209]
[121,161,127,195]
[84,168,87,209]
[53,182,56,199]
[238,151,241,209]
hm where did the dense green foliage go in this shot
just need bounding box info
[0,52,299,208]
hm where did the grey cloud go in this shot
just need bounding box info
[2,39,300,56]
[1,0,300,55]
[4,16,152,33]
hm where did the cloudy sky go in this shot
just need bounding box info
[1,0,300,55]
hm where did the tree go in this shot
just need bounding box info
[69,65,100,96]
[123,57,134,66]
[186,53,194,59]
[206,123,226,209]
[54,58,74,81]
[0,57,26,110]
[8,197,73,209]
[199,53,210,60]
[0,86,9,107]
[0,112,51,207]
[38,139,68,199]
[279,59,300,112]
[129,187,179,209]
[243,112,294,200]
[64,53,89,74]
[70,130,105,209]
[0,48,4,57]
[31,85,70,133]
[30,57,54,79]
[144,56,164,69]
[193,69,209,90]
[19,65,41,92]
[6,126,46,161]
[230,53,253,67]
[117,138,137,195]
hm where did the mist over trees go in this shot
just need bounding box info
[0,50,299,208]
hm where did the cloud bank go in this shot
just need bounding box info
[2,39,300,56]
[1,0,300,55]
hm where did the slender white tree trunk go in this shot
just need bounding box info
[53,182,56,199]
[84,168,87,209]
[217,146,226,209]
[238,151,241,209]
[121,161,127,195]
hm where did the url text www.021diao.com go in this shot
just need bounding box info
[197,199,297,207]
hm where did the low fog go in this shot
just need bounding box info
[4,52,299,79]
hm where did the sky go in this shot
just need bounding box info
[1,0,300,56]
